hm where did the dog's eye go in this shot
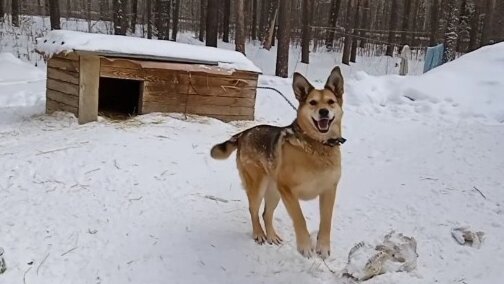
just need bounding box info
[328,99,335,105]
[309,100,317,106]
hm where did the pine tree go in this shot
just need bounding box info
[325,0,342,50]
[276,0,291,77]
[443,0,462,63]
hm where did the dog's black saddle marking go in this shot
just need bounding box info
[324,137,347,147]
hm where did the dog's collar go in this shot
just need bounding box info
[323,137,347,147]
[288,121,346,148]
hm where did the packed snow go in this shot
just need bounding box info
[35,30,262,73]
[1,34,504,284]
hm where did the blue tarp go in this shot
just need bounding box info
[423,43,444,73]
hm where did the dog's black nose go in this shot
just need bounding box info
[319,108,329,117]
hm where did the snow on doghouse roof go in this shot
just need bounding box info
[35,30,262,73]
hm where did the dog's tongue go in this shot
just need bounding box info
[318,119,329,130]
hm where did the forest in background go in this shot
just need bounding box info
[1,0,503,77]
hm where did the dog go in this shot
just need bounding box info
[210,66,345,259]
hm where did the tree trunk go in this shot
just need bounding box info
[0,0,4,22]
[359,0,369,48]
[206,0,219,46]
[131,0,138,34]
[275,0,291,78]
[480,0,494,45]
[456,0,471,52]
[48,0,61,30]
[350,0,360,63]
[251,0,258,40]
[156,0,171,40]
[222,0,231,42]
[259,0,270,41]
[400,0,412,44]
[11,0,20,27]
[443,0,461,63]
[342,0,353,65]
[385,0,399,56]
[468,0,481,51]
[199,0,206,41]
[301,0,312,64]
[147,0,153,38]
[261,0,278,43]
[325,0,342,50]
[235,0,246,54]
[99,0,108,20]
[429,0,439,45]
[113,0,127,35]
[172,0,180,40]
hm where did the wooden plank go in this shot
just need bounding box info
[46,98,78,115]
[46,78,79,96]
[47,67,79,85]
[186,104,254,116]
[210,114,254,122]
[187,95,254,107]
[78,55,100,124]
[100,66,146,80]
[46,89,79,107]
[54,52,80,61]
[141,102,187,114]
[47,57,79,72]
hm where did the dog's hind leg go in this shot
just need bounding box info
[239,164,268,244]
[263,184,283,245]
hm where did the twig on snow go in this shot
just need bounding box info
[37,253,50,275]
[114,160,120,169]
[322,259,336,274]
[203,195,228,203]
[36,146,81,155]
[472,186,486,199]
[128,196,143,202]
[84,168,100,175]
[61,247,78,257]
[23,266,32,284]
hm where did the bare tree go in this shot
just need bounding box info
[172,0,180,40]
[430,0,440,45]
[206,0,219,46]
[251,0,258,40]
[199,0,206,41]
[156,0,171,40]
[0,0,4,22]
[113,0,128,35]
[301,0,312,63]
[342,0,353,65]
[262,0,278,49]
[131,0,139,34]
[400,0,412,44]
[11,0,20,27]
[350,0,361,63]
[325,0,342,50]
[443,0,462,62]
[385,0,399,56]
[222,0,231,42]
[276,0,291,77]
[235,0,246,54]
[359,0,369,48]
[147,0,153,38]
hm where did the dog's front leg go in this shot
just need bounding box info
[278,185,313,258]
[316,186,337,259]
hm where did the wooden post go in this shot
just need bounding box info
[78,55,100,124]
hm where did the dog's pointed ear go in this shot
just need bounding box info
[292,72,314,103]
[324,66,344,97]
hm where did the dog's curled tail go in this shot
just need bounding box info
[210,134,240,160]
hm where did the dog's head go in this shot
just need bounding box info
[293,66,344,141]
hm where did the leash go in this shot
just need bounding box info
[256,86,297,111]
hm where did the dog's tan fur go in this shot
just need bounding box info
[210,67,345,259]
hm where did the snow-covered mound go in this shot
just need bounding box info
[346,43,504,124]
[0,53,45,85]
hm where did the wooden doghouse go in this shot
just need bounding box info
[35,30,262,124]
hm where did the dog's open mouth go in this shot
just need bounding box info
[312,117,334,133]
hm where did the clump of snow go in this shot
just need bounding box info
[342,231,418,282]
[35,30,262,73]
[451,227,485,249]
[346,42,504,124]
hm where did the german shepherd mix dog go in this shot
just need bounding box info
[210,67,345,259]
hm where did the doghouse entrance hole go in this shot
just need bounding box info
[99,77,142,119]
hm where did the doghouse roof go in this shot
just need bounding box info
[35,30,262,73]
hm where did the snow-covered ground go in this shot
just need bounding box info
[1,20,504,284]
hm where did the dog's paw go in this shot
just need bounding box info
[253,231,267,245]
[316,238,331,259]
[297,238,315,258]
[266,232,283,245]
